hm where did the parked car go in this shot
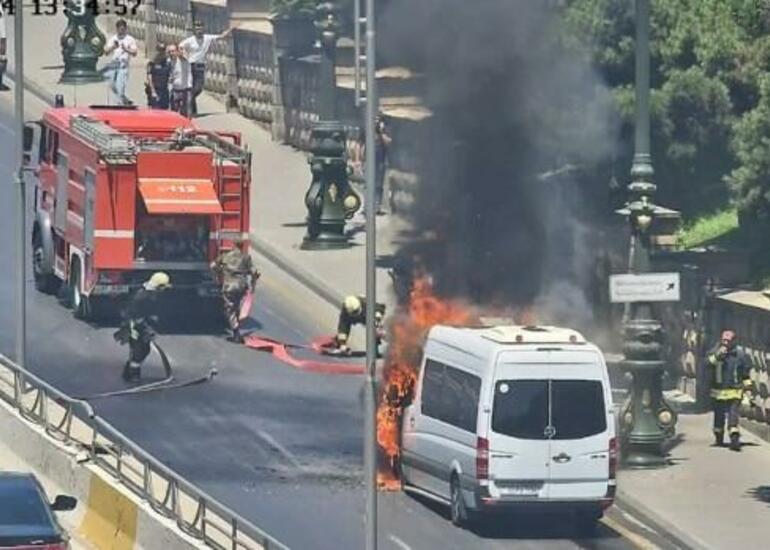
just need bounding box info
[0,472,77,549]
[400,325,617,533]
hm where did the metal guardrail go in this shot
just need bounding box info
[0,352,289,550]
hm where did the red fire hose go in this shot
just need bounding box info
[243,335,365,375]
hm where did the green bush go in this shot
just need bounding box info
[271,0,317,18]
[676,208,738,249]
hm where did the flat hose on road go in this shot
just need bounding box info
[74,341,217,400]
[243,335,365,375]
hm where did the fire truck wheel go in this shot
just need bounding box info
[32,232,60,295]
[69,262,92,321]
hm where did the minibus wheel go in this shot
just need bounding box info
[450,475,470,527]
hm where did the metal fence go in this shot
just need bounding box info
[0,352,289,550]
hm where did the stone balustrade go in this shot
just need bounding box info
[235,30,275,125]
[123,1,423,212]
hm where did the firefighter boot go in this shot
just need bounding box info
[122,361,141,383]
[729,431,741,452]
[227,328,244,344]
[713,430,725,447]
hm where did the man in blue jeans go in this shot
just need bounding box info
[104,19,138,105]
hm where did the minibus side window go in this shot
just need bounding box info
[443,366,481,432]
[422,359,481,433]
[421,360,445,420]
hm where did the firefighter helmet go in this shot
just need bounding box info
[146,272,171,290]
[344,295,363,316]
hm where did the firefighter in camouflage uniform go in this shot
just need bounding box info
[707,330,752,451]
[211,246,260,343]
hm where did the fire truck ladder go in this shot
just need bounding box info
[196,132,251,247]
[70,115,137,164]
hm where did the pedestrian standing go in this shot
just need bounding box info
[0,3,9,91]
[145,43,171,109]
[104,19,138,106]
[373,112,392,215]
[707,330,752,451]
[168,44,193,117]
[211,247,260,343]
[178,21,235,117]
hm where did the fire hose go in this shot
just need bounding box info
[243,335,365,375]
[74,341,217,401]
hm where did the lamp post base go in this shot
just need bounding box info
[59,69,104,84]
[619,319,676,467]
[623,443,667,468]
[301,231,352,250]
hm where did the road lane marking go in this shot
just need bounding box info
[388,534,412,550]
[256,429,303,471]
[602,515,660,550]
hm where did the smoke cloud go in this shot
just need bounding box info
[381,0,621,329]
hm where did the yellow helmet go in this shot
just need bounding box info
[146,272,171,290]
[344,295,362,316]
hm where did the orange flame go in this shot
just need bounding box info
[376,276,476,490]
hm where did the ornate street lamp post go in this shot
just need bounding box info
[618,0,677,467]
[60,0,106,83]
[301,1,360,250]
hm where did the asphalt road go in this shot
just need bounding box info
[0,93,653,550]
[0,97,364,550]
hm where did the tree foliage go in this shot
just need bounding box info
[563,0,770,235]
[270,0,317,18]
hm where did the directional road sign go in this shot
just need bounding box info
[609,273,681,303]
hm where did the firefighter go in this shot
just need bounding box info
[707,330,752,451]
[211,246,260,343]
[114,272,171,382]
[334,295,386,355]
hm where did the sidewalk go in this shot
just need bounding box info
[617,412,770,549]
[13,13,770,550]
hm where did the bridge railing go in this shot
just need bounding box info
[0,352,289,550]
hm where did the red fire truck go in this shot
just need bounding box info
[24,106,251,321]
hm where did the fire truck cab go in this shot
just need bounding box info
[24,105,251,321]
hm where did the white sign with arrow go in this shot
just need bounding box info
[609,273,681,303]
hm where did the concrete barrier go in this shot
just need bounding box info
[0,395,209,550]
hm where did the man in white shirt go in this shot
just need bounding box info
[104,19,138,105]
[0,4,8,91]
[168,44,193,117]
[178,20,234,116]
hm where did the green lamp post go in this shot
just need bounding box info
[617,0,677,467]
[301,1,360,249]
[60,0,106,84]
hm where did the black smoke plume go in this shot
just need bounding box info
[381,0,621,327]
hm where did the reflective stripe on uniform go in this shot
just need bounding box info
[710,388,743,400]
